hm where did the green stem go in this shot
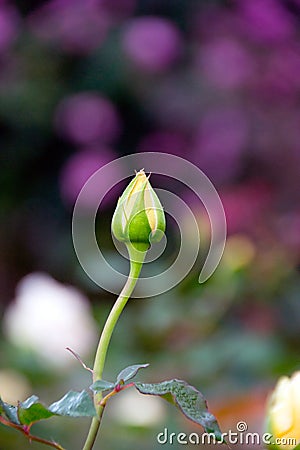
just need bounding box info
[82,244,147,450]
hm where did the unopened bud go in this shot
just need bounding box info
[111,169,165,251]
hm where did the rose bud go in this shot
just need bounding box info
[111,169,165,253]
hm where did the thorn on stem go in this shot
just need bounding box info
[66,347,93,374]
[23,424,31,435]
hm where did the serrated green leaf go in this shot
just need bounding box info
[116,363,149,384]
[90,380,115,393]
[135,379,222,440]
[49,390,96,417]
[18,396,54,425]
[20,395,39,409]
[0,390,97,429]
[0,397,19,424]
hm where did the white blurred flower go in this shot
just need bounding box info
[109,388,166,426]
[267,371,300,450]
[0,369,31,405]
[3,273,97,369]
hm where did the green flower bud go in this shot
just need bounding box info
[266,372,300,450]
[111,169,165,251]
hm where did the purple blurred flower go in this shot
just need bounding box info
[0,3,19,53]
[199,38,255,89]
[255,45,300,99]
[137,130,187,157]
[146,76,204,132]
[193,7,240,40]
[55,93,121,145]
[122,17,182,72]
[277,212,300,250]
[60,146,120,208]
[192,108,249,183]
[222,181,272,234]
[238,0,295,43]
[28,0,109,54]
[97,0,136,19]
